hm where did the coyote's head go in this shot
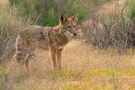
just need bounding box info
[59,13,79,36]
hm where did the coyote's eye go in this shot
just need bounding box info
[40,32,43,36]
[67,26,71,29]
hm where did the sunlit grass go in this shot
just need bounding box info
[1,40,135,90]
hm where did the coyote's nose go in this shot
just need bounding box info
[74,33,77,36]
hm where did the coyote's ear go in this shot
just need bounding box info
[60,13,67,24]
[71,13,79,22]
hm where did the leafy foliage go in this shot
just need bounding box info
[9,0,87,26]
[127,0,135,20]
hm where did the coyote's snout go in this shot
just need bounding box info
[14,13,79,71]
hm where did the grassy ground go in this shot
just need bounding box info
[1,40,135,90]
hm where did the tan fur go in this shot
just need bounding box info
[14,13,79,71]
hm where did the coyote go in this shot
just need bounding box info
[14,13,79,70]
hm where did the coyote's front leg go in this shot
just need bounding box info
[57,49,63,70]
[50,47,57,70]
[25,59,29,72]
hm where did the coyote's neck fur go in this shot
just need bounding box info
[51,24,74,47]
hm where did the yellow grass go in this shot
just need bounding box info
[0,0,8,12]
[0,0,8,5]
[96,0,126,16]
[1,40,135,90]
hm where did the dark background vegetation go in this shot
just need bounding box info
[9,0,87,26]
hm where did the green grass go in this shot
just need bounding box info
[127,0,135,19]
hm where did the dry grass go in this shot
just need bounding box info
[1,40,135,90]
[0,0,8,5]
[97,0,127,16]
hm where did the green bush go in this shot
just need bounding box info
[127,0,135,20]
[9,0,87,26]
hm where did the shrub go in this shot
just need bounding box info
[9,0,87,26]
[81,2,134,51]
[0,7,31,63]
[127,0,135,20]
